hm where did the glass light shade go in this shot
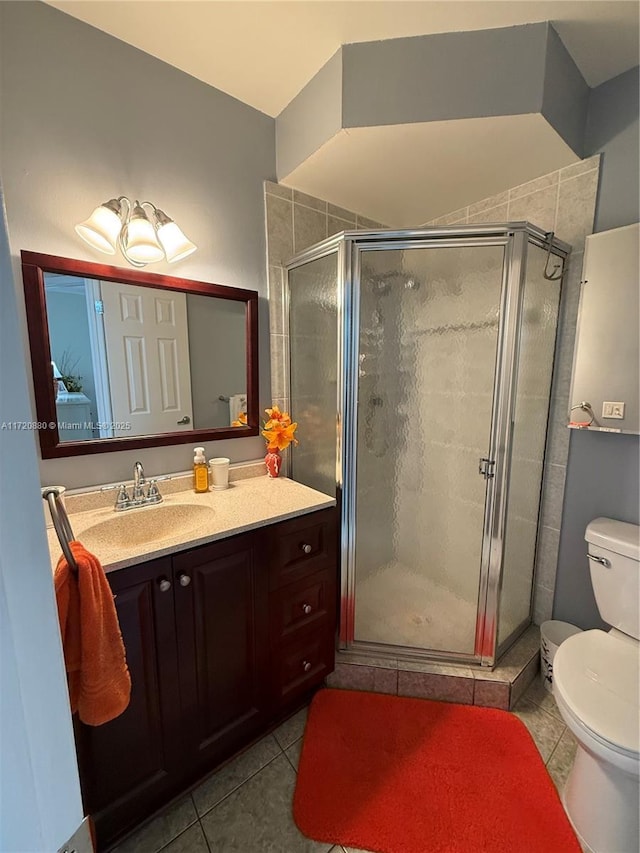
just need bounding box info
[124,211,165,264]
[157,221,197,263]
[75,204,122,254]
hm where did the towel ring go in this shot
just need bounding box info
[570,401,595,427]
[42,487,78,572]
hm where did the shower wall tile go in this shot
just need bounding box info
[397,670,474,704]
[328,215,353,238]
[560,155,600,183]
[509,171,559,201]
[533,583,554,624]
[540,463,567,530]
[293,204,327,254]
[270,333,288,399]
[328,202,356,223]
[551,322,578,398]
[268,266,285,335]
[264,180,292,200]
[535,525,561,589]
[429,206,469,225]
[468,203,508,224]
[265,194,293,264]
[556,169,599,250]
[507,185,557,234]
[468,190,510,217]
[546,395,571,466]
[356,214,385,229]
[293,189,327,212]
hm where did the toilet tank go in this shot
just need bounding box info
[585,517,640,640]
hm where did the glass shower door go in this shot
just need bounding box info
[350,243,505,656]
[288,251,339,497]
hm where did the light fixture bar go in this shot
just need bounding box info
[74,196,197,266]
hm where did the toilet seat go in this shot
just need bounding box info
[553,629,640,757]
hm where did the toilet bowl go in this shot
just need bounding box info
[552,518,640,853]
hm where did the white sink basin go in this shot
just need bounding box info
[80,503,215,551]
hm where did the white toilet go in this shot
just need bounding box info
[553,517,640,853]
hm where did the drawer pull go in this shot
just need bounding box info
[302,603,313,615]
[301,543,312,554]
[178,573,191,587]
[302,660,312,672]
[158,578,171,592]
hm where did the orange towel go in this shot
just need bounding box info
[54,541,131,726]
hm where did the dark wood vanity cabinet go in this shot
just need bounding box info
[172,535,270,774]
[74,507,337,850]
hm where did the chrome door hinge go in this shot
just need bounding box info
[94,300,104,314]
[478,457,495,479]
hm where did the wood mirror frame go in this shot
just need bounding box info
[21,251,259,458]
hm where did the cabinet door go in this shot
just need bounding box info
[74,557,183,847]
[173,532,269,773]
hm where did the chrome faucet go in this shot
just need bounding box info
[110,461,167,511]
[133,460,145,502]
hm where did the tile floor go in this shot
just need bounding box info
[111,677,577,853]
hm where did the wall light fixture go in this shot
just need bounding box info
[75,197,197,267]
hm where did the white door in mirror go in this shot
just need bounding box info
[101,283,193,436]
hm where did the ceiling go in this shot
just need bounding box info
[45,1,639,225]
[47,1,639,117]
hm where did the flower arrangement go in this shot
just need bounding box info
[232,405,298,476]
[232,405,299,451]
[261,405,298,452]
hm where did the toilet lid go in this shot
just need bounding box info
[554,630,640,755]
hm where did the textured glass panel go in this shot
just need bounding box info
[353,245,504,654]
[498,244,562,645]
[288,252,339,497]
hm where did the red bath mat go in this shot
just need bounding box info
[293,689,581,853]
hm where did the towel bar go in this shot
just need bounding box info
[42,487,78,572]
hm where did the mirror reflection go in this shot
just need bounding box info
[44,273,247,442]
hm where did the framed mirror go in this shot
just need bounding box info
[21,251,259,458]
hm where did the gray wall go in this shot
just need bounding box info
[0,1,275,489]
[187,295,246,429]
[553,66,640,629]
[46,289,98,423]
[586,66,640,233]
[0,186,84,851]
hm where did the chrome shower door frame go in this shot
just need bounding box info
[285,225,569,669]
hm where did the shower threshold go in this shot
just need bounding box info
[328,625,540,710]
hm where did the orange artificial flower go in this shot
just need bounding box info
[262,421,298,451]
[264,405,291,429]
[231,411,247,427]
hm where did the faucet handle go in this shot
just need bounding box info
[146,479,163,504]
[115,484,130,510]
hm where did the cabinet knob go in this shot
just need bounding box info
[302,660,312,672]
[302,604,313,615]
[178,573,191,587]
[158,578,171,592]
[301,543,312,554]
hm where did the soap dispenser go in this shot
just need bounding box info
[193,447,209,493]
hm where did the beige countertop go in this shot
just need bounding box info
[46,475,335,574]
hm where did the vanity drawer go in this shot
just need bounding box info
[273,629,335,706]
[271,569,335,643]
[268,508,336,589]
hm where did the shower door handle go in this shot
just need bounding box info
[478,457,495,479]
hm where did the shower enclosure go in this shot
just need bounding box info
[285,225,569,667]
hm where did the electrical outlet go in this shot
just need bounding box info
[602,401,625,419]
